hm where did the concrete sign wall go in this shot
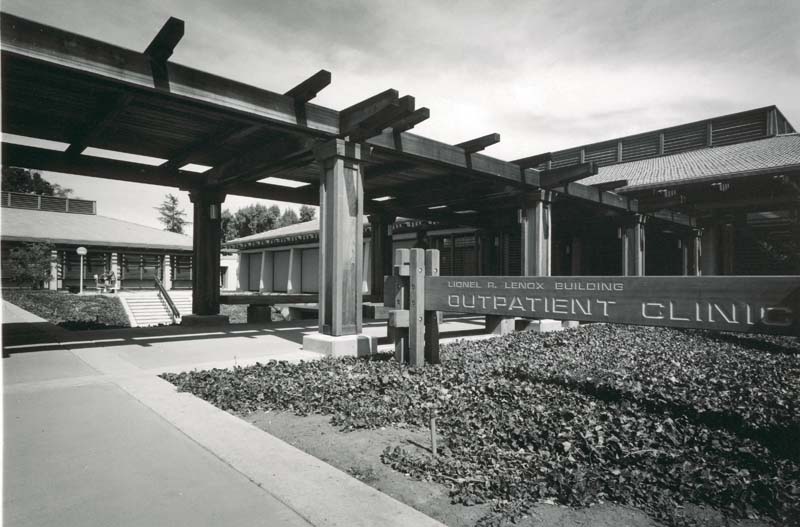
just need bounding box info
[425,276,800,335]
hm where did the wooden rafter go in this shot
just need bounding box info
[591,179,628,191]
[144,17,184,90]
[346,95,416,142]
[339,89,398,135]
[161,124,263,170]
[513,152,553,169]
[64,93,133,156]
[392,108,430,133]
[284,69,331,103]
[455,133,500,153]
[539,162,597,189]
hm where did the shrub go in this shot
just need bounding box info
[3,242,54,288]
[2,289,130,329]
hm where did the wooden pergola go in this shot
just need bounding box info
[0,14,693,354]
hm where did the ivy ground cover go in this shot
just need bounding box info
[162,325,799,526]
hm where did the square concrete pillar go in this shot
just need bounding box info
[286,248,302,294]
[303,139,376,356]
[521,190,552,277]
[163,254,173,290]
[486,315,514,335]
[49,249,59,290]
[260,250,273,291]
[621,214,646,276]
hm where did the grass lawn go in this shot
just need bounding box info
[162,325,800,527]
[3,289,130,330]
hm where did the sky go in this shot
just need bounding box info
[2,0,799,229]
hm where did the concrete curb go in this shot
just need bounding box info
[116,375,445,527]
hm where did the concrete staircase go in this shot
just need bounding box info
[120,290,193,327]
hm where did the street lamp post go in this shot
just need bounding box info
[76,246,87,294]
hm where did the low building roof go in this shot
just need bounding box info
[583,134,800,191]
[1,207,193,251]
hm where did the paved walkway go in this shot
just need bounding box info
[3,314,489,527]
[2,300,46,323]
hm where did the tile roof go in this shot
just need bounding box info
[226,218,321,246]
[1,207,193,250]
[581,134,800,191]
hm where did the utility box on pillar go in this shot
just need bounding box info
[303,139,377,357]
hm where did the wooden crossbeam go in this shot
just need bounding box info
[591,179,628,191]
[339,89,399,135]
[513,152,553,169]
[364,160,417,179]
[346,95,416,142]
[1,142,319,205]
[161,124,263,170]
[65,93,133,156]
[284,69,331,103]
[392,108,430,133]
[214,144,316,186]
[539,162,597,189]
[144,17,184,90]
[455,133,500,153]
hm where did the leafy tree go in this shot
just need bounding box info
[155,193,187,234]
[278,207,299,228]
[2,167,73,197]
[3,242,55,288]
[221,209,237,242]
[299,204,316,222]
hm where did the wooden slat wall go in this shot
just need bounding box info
[711,111,767,146]
[663,122,707,155]
[584,142,618,166]
[621,134,659,162]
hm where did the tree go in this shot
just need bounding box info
[4,242,55,288]
[278,207,299,228]
[2,167,73,197]
[155,193,187,234]
[299,205,316,222]
[221,209,237,242]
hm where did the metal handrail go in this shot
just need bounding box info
[154,276,181,324]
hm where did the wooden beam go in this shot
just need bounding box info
[284,69,331,103]
[1,142,318,204]
[344,95,416,142]
[214,144,316,186]
[144,17,184,90]
[64,93,133,156]
[144,17,184,61]
[513,152,553,169]
[161,124,263,170]
[392,108,430,133]
[539,162,597,189]
[339,89,398,135]
[364,160,417,179]
[591,179,628,191]
[455,133,500,154]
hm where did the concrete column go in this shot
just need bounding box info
[518,190,564,332]
[163,254,173,289]
[700,224,719,276]
[622,214,646,276]
[303,139,375,356]
[49,249,59,290]
[570,237,582,276]
[368,213,395,299]
[187,189,226,319]
[720,222,735,275]
[681,228,703,276]
[521,190,552,276]
[287,248,302,294]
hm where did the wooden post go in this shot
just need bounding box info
[189,189,225,315]
[424,249,440,364]
[408,248,425,367]
[368,213,395,300]
[391,248,410,363]
[316,139,364,336]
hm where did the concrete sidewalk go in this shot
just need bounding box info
[3,316,487,527]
